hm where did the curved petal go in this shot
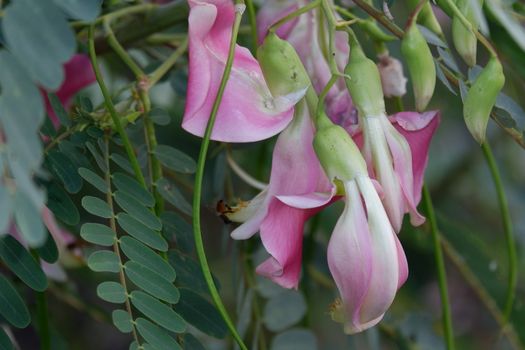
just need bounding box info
[256,199,306,289]
[256,0,299,43]
[355,176,401,330]
[328,180,373,333]
[391,111,440,205]
[183,0,294,142]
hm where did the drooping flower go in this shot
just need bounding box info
[44,54,96,128]
[226,100,332,288]
[257,0,356,126]
[313,123,408,334]
[183,0,300,143]
[345,41,439,231]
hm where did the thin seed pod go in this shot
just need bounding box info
[407,0,443,37]
[452,0,479,67]
[344,38,386,117]
[463,57,505,144]
[401,12,436,112]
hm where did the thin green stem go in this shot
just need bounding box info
[31,250,51,350]
[269,0,320,33]
[422,185,455,350]
[481,142,517,322]
[245,0,258,52]
[149,38,188,86]
[104,19,145,79]
[88,25,147,188]
[191,2,248,349]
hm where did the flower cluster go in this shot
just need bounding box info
[183,0,439,334]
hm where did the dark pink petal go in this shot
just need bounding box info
[390,111,440,205]
[256,199,307,289]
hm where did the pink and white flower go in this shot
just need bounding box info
[183,0,298,142]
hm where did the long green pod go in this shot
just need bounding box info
[401,15,436,112]
[463,57,505,144]
[344,38,386,117]
[452,0,479,67]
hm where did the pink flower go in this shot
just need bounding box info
[377,54,407,98]
[257,0,356,126]
[328,176,408,334]
[44,54,96,128]
[313,124,407,334]
[183,0,298,142]
[226,101,332,288]
[351,111,440,232]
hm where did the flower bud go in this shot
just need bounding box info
[407,0,443,37]
[313,125,367,182]
[344,40,386,117]
[377,54,407,98]
[257,32,311,98]
[463,57,505,144]
[452,0,479,67]
[401,16,436,112]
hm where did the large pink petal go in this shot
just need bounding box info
[183,0,294,142]
[328,180,373,333]
[256,199,307,289]
[355,176,401,330]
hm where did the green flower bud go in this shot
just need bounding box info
[401,17,436,112]
[452,0,480,67]
[407,0,443,37]
[257,32,310,98]
[463,57,505,144]
[313,125,367,182]
[344,40,386,117]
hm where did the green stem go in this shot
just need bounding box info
[88,25,147,188]
[191,2,247,349]
[269,0,320,33]
[144,115,165,215]
[31,250,51,350]
[103,134,141,345]
[481,142,517,322]
[245,0,258,52]
[422,185,455,350]
[149,38,188,86]
[104,18,145,79]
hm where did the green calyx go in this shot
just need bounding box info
[344,38,386,117]
[313,125,367,182]
[257,32,310,98]
[463,57,505,144]
[401,15,436,112]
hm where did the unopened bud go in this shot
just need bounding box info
[377,55,407,98]
[401,15,436,111]
[452,0,479,67]
[463,57,505,144]
[344,40,386,117]
[407,0,443,37]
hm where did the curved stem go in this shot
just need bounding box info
[88,25,147,188]
[422,185,455,350]
[245,0,258,52]
[481,142,517,322]
[149,38,188,86]
[191,2,248,349]
[226,150,267,191]
[269,0,320,33]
